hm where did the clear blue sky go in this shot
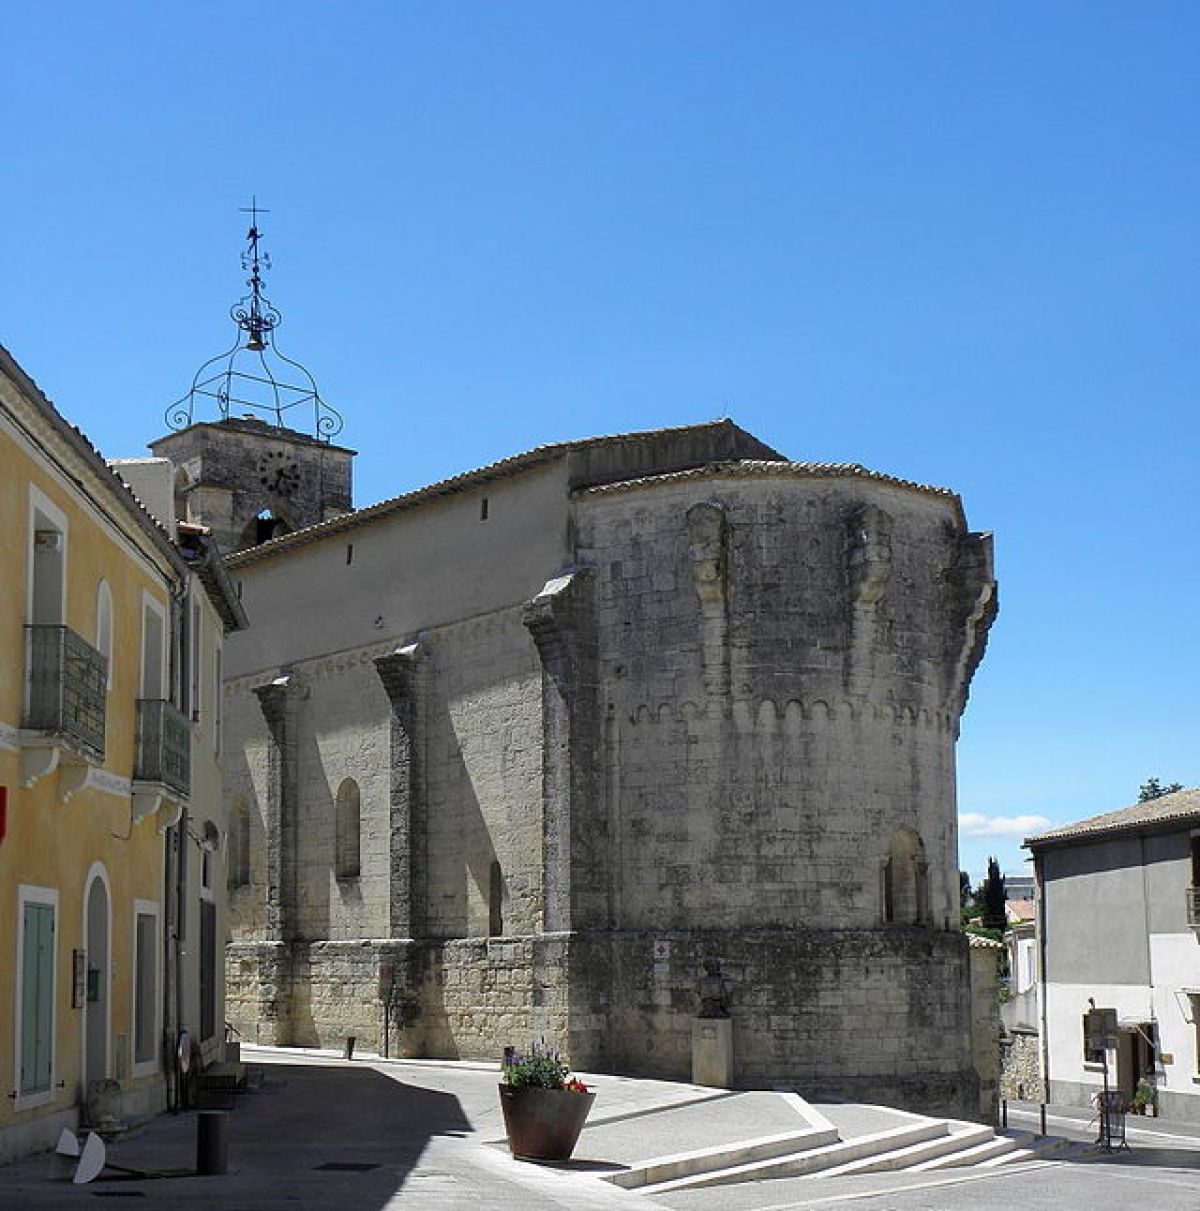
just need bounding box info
[4,2,1197,885]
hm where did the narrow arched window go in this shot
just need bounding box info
[95,580,114,691]
[227,797,250,889]
[488,860,503,936]
[883,827,929,925]
[335,779,361,880]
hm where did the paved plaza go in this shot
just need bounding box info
[1,1046,1198,1210]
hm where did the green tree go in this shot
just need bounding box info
[980,856,1007,932]
[1138,777,1183,803]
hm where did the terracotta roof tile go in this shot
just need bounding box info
[1025,788,1200,848]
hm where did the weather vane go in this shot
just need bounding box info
[166,199,342,439]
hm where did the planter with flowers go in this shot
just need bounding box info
[1130,1078,1157,1116]
[498,1042,595,1161]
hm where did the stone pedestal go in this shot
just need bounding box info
[691,1017,733,1088]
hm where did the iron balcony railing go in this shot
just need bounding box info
[1187,886,1200,930]
[25,624,107,760]
[135,698,191,798]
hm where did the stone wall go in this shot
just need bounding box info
[968,937,1003,1122]
[220,440,996,1117]
[579,474,994,940]
[227,926,980,1120]
[1001,1029,1042,1102]
[576,928,978,1117]
[421,611,546,938]
[150,418,353,554]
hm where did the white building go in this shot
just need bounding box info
[1026,789,1200,1120]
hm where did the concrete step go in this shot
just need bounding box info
[606,1124,839,1190]
[978,1133,1082,1167]
[907,1130,1027,1171]
[813,1122,995,1177]
[636,1121,949,1194]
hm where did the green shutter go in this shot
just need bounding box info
[20,902,55,1095]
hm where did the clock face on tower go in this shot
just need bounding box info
[257,449,301,495]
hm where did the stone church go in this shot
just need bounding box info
[150,407,997,1116]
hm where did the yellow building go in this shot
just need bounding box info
[0,346,244,1163]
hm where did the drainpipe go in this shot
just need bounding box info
[165,578,189,1107]
[1140,834,1157,1088]
[1034,851,1051,1104]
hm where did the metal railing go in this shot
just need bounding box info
[1187,886,1200,929]
[135,698,191,798]
[24,625,106,760]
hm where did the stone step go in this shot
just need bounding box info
[813,1122,995,1177]
[978,1133,1081,1167]
[636,1121,949,1194]
[607,1125,839,1190]
[907,1130,1026,1171]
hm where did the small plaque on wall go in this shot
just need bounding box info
[1160,1053,1174,1064]
[72,949,86,1008]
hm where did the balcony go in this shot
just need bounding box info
[1187,886,1200,931]
[22,626,107,793]
[133,699,191,826]
[135,699,191,796]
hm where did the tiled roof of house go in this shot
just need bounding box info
[1025,788,1200,849]
[0,344,185,572]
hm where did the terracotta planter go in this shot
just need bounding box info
[498,1084,596,1161]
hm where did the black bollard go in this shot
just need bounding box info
[344,1036,356,1060]
[197,1110,228,1175]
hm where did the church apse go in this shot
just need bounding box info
[193,407,993,1114]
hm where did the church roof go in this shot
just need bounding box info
[1025,787,1200,849]
[226,419,769,564]
[225,418,967,567]
[576,458,965,521]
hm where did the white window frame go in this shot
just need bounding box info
[131,900,160,1078]
[14,884,58,1111]
[26,485,69,627]
[213,644,223,758]
[139,590,168,701]
[189,597,202,720]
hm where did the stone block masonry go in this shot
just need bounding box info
[215,423,995,1118]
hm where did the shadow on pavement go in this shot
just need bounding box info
[1076,1146,1200,1170]
[4,1062,473,1209]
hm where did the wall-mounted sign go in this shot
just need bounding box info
[1086,1007,1118,1051]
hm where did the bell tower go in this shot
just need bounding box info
[151,201,354,553]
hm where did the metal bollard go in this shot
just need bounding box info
[197,1109,229,1175]
[344,1035,356,1060]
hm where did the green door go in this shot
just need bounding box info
[20,900,55,1096]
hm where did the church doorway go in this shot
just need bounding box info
[1114,1022,1156,1106]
